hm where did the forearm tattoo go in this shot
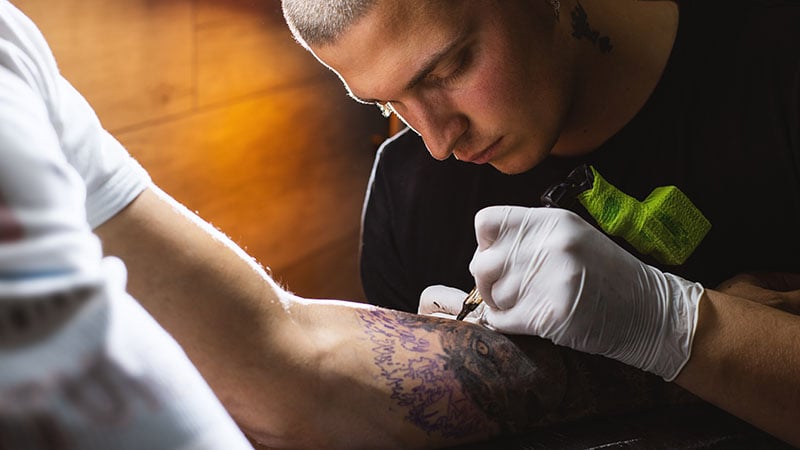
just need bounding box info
[571,1,613,53]
[358,309,495,437]
[358,309,695,440]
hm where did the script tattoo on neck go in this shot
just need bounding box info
[571,1,613,53]
[357,309,564,438]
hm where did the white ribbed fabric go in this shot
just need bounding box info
[0,0,151,229]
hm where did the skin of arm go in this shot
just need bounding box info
[675,285,800,448]
[95,187,689,449]
[715,272,800,315]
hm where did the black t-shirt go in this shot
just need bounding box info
[360,0,800,312]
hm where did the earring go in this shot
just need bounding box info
[547,0,560,21]
[377,102,392,118]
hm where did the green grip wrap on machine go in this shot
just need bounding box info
[576,166,711,265]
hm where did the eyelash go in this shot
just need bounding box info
[374,47,474,117]
[427,48,473,88]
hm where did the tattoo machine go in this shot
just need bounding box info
[544,164,711,265]
[456,164,711,320]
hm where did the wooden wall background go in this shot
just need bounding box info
[14,0,390,302]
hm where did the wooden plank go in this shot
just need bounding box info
[116,78,385,287]
[194,0,330,107]
[14,0,194,132]
[276,231,366,302]
[15,0,388,301]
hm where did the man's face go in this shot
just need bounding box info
[312,0,578,175]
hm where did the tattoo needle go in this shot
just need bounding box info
[456,287,483,321]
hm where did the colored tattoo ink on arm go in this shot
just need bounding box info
[356,308,698,441]
[356,309,561,438]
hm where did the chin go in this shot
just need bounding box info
[488,161,526,175]
[490,156,538,175]
[492,143,552,175]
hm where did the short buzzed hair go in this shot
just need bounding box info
[281,0,378,49]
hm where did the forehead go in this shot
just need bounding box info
[312,1,476,101]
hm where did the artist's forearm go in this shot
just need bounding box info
[675,290,800,447]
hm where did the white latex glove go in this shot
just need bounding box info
[418,285,489,326]
[469,205,705,381]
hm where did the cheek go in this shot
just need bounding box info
[461,68,521,131]
[468,35,537,128]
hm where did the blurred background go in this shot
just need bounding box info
[14,0,391,302]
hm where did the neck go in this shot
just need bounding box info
[551,0,679,156]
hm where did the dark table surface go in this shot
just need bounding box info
[449,402,793,449]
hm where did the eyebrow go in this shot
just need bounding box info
[351,26,473,105]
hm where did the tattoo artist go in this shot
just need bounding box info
[281,0,800,446]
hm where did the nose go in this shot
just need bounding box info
[393,98,467,160]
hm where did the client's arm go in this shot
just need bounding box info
[96,187,688,449]
[263,299,691,448]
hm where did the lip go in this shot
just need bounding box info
[459,137,503,164]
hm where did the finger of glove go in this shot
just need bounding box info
[427,309,487,326]
[419,287,491,327]
[474,205,517,251]
[418,285,469,315]
[463,302,491,327]
[470,245,508,310]
[427,312,459,321]
[471,206,530,310]
[488,268,528,311]
[479,303,539,336]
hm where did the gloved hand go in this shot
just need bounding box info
[419,285,490,326]
[468,205,703,381]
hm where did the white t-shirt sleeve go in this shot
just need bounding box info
[0,2,254,448]
[53,75,152,228]
[0,0,150,228]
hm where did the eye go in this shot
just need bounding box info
[425,47,473,88]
